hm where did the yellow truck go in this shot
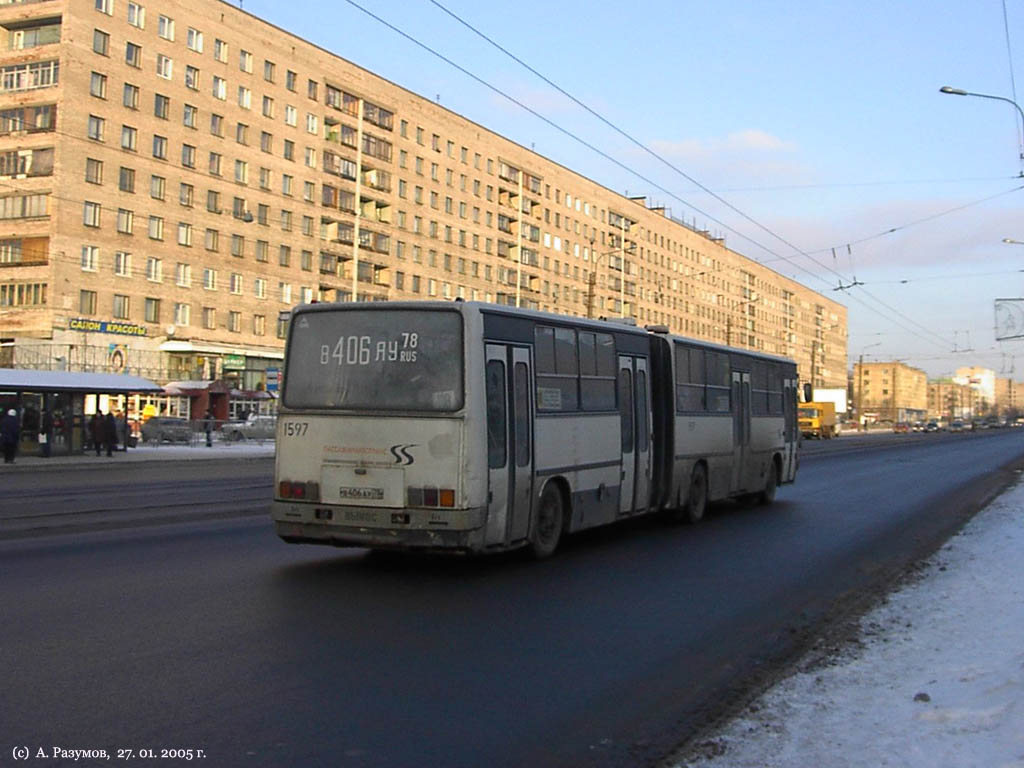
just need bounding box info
[798,401,837,439]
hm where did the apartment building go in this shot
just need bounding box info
[853,360,927,424]
[0,0,847,391]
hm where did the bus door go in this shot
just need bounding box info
[782,377,798,480]
[618,355,652,514]
[731,370,751,491]
[485,344,533,547]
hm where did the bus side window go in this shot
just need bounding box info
[514,362,530,467]
[486,359,507,469]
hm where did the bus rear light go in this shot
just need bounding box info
[278,480,320,501]
[407,487,456,508]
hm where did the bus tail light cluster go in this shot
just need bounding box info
[407,487,456,508]
[278,480,320,502]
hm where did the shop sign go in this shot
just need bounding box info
[223,354,246,370]
[69,318,148,337]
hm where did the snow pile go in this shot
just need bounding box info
[676,479,1024,768]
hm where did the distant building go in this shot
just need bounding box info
[853,361,927,424]
[927,378,976,421]
[954,367,996,413]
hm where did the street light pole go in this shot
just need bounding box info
[619,218,626,318]
[857,341,882,431]
[940,86,1024,165]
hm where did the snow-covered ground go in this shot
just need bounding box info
[674,477,1024,768]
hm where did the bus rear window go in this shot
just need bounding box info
[283,309,464,411]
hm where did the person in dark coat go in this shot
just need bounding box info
[1,408,19,464]
[89,412,102,456]
[203,409,215,447]
[39,408,53,458]
[103,411,117,457]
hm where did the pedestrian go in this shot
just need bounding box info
[89,412,102,456]
[203,409,214,447]
[1,408,18,464]
[103,411,117,457]
[39,408,53,458]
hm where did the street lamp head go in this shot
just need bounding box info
[940,86,968,96]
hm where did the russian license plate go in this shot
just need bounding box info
[338,486,385,500]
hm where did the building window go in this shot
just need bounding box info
[80,289,97,315]
[263,60,275,82]
[173,302,190,326]
[208,151,221,176]
[235,122,248,145]
[95,0,113,15]
[93,29,110,55]
[113,294,130,319]
[121,125,137,151]
[185,65,199,91]
[255,239,268,262]
[286,70,297,91]
[204,229,219,252]
[210,113,224,136]
[175,262,191,287]
[234,159,248,184]
[87,115,105,141]
[150,174,165,200]
[212,76,226,100]
[254,277,266,298]
[186,28,203,52]
[123,82,139,109]
[85,158,103,184]
[231,234,244,257]
[181,143,196,168]
[283,139,294,161]
[156,53,172,80]
[183,103,198,128]
[206,190,220,213]
[83,201,101,228]
[202,307,216,329]
[261,95,274,118]
[230,273,243,294]
[125,42,141,68]
[285,105,297,126]
[253,314,266,336]
[228,310,241,332]
[117,167,135,192]
[177,222,192,246]
[279,244,291,266]
[127,2,145,29]
[152,134,167,159]
[148,215,163,240]
[145,256,161,281]
[116,208,133,234]
[154,93,169,119]
[114,251,131,277]
[237,86,251,109]
[214,39,227,63]
[90,72,107,98]
[179,182,193,207]
[81,245,98,271]
[239,50,252,73]
[144,297,160,323]
[157,15,174,40]
[281,174,293,196]
[307,79,318,100]
[202,268,217,290]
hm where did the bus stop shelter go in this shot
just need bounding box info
[0,370,163,456]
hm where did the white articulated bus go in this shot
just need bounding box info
[272,301,799,557]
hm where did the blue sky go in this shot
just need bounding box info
[239,0,1024,378]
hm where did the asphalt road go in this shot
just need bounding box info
[3,430,1023,768]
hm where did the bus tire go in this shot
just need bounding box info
[759,459,779,506]
[529,483,564,559]
[685,464,708,524]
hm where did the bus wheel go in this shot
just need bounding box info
[529,484,564,559]
[759,461,779,506]
[685,465,708,523]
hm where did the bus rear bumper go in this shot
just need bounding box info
[271,501,488,552]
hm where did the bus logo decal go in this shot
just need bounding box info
[390,443,418,465]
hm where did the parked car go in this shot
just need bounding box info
[949,420,965,432]
[924,420,940,432]
[893,422,911,433]
[224,414,277,441]
[140,416,192,444]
